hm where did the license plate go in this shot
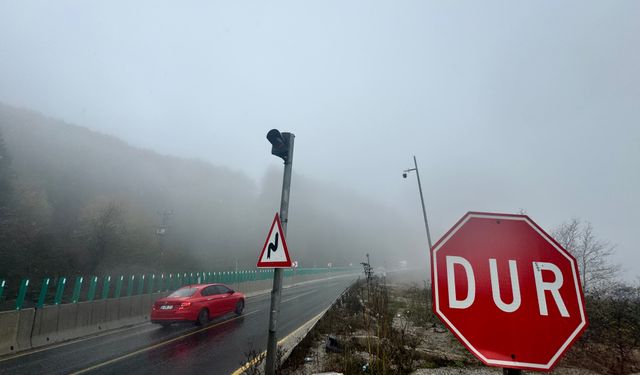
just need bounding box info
[160,305,173,310]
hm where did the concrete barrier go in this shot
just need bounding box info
[238,280,258,294]
[129,295,143,318]
[106,298,119,320]
[90,300,106,330]
[0,310,20,356]
[0,271,355,356]
[140,294,151,320]
[117,295,145,327]
[75,302,93,332]
[150,292,165,302]
[16,308,35,352]
[55,303,79,342]
[31,305,60,348]
[118,296,132,321]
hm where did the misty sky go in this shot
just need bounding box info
[1,1,639,279]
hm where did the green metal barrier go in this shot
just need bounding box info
[87,276,98,301]
[168,274,174,291]
[137,275,145,295]
[54,277,66,305]
[71,277,83,303]
[102,276,111,299]
[37,278,50,308]
[126,275,135,297]
[147,274,155,294]
[114,276,124,298]
[15,279,29,310]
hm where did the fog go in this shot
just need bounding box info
[0,105,422,277]
[0,1,639,279]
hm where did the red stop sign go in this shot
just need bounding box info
[431,212,587,371]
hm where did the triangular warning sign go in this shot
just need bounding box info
[257,213,292,268]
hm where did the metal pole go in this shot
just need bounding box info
[503,369,522,375]
[265,133,294,375]
[412,156,433,249]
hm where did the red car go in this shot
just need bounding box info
[151,283,245,327]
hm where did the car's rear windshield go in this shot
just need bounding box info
[168,287,198,297]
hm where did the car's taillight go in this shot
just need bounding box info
[178,302,191,310]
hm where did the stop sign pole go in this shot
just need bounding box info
[431,212,587,372]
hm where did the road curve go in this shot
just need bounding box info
[0,275,358,375]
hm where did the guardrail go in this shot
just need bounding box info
[0,267,355,311]
[0,267,359,357]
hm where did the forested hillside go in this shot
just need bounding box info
[0,103,419,280]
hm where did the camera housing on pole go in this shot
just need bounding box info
[267,129,292,161]
[403,155,433,249]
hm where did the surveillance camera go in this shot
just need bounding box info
[402,173,407,178]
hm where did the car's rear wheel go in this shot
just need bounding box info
[196,309,209,326]
[235,300,244,315]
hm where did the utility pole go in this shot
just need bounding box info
[265,129,295,375]
[156,210,173,268]
[403,156,433,249]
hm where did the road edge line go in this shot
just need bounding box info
[231,278,356,375]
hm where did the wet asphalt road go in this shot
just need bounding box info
[0,275,357,375]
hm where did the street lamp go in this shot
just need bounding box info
[403,155,433,249]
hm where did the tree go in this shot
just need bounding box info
[78,199,126,273]
[553,219,619,293]
[585,282,640,374]
[0,129,56,278]
[0,130,16,278]
[0,131,12,205]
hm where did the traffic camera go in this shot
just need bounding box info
[266,129,292,161]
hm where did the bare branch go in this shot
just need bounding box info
[553,219,619,294]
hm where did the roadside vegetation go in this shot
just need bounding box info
[280,277,475,375]
[278,270,639,375]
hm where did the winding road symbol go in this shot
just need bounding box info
[257,213,291,268]
[268,233,278,259]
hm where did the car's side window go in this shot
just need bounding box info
[216,285,230,294]
[202,286,215,296]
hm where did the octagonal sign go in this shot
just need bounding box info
[431,212,587,371]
